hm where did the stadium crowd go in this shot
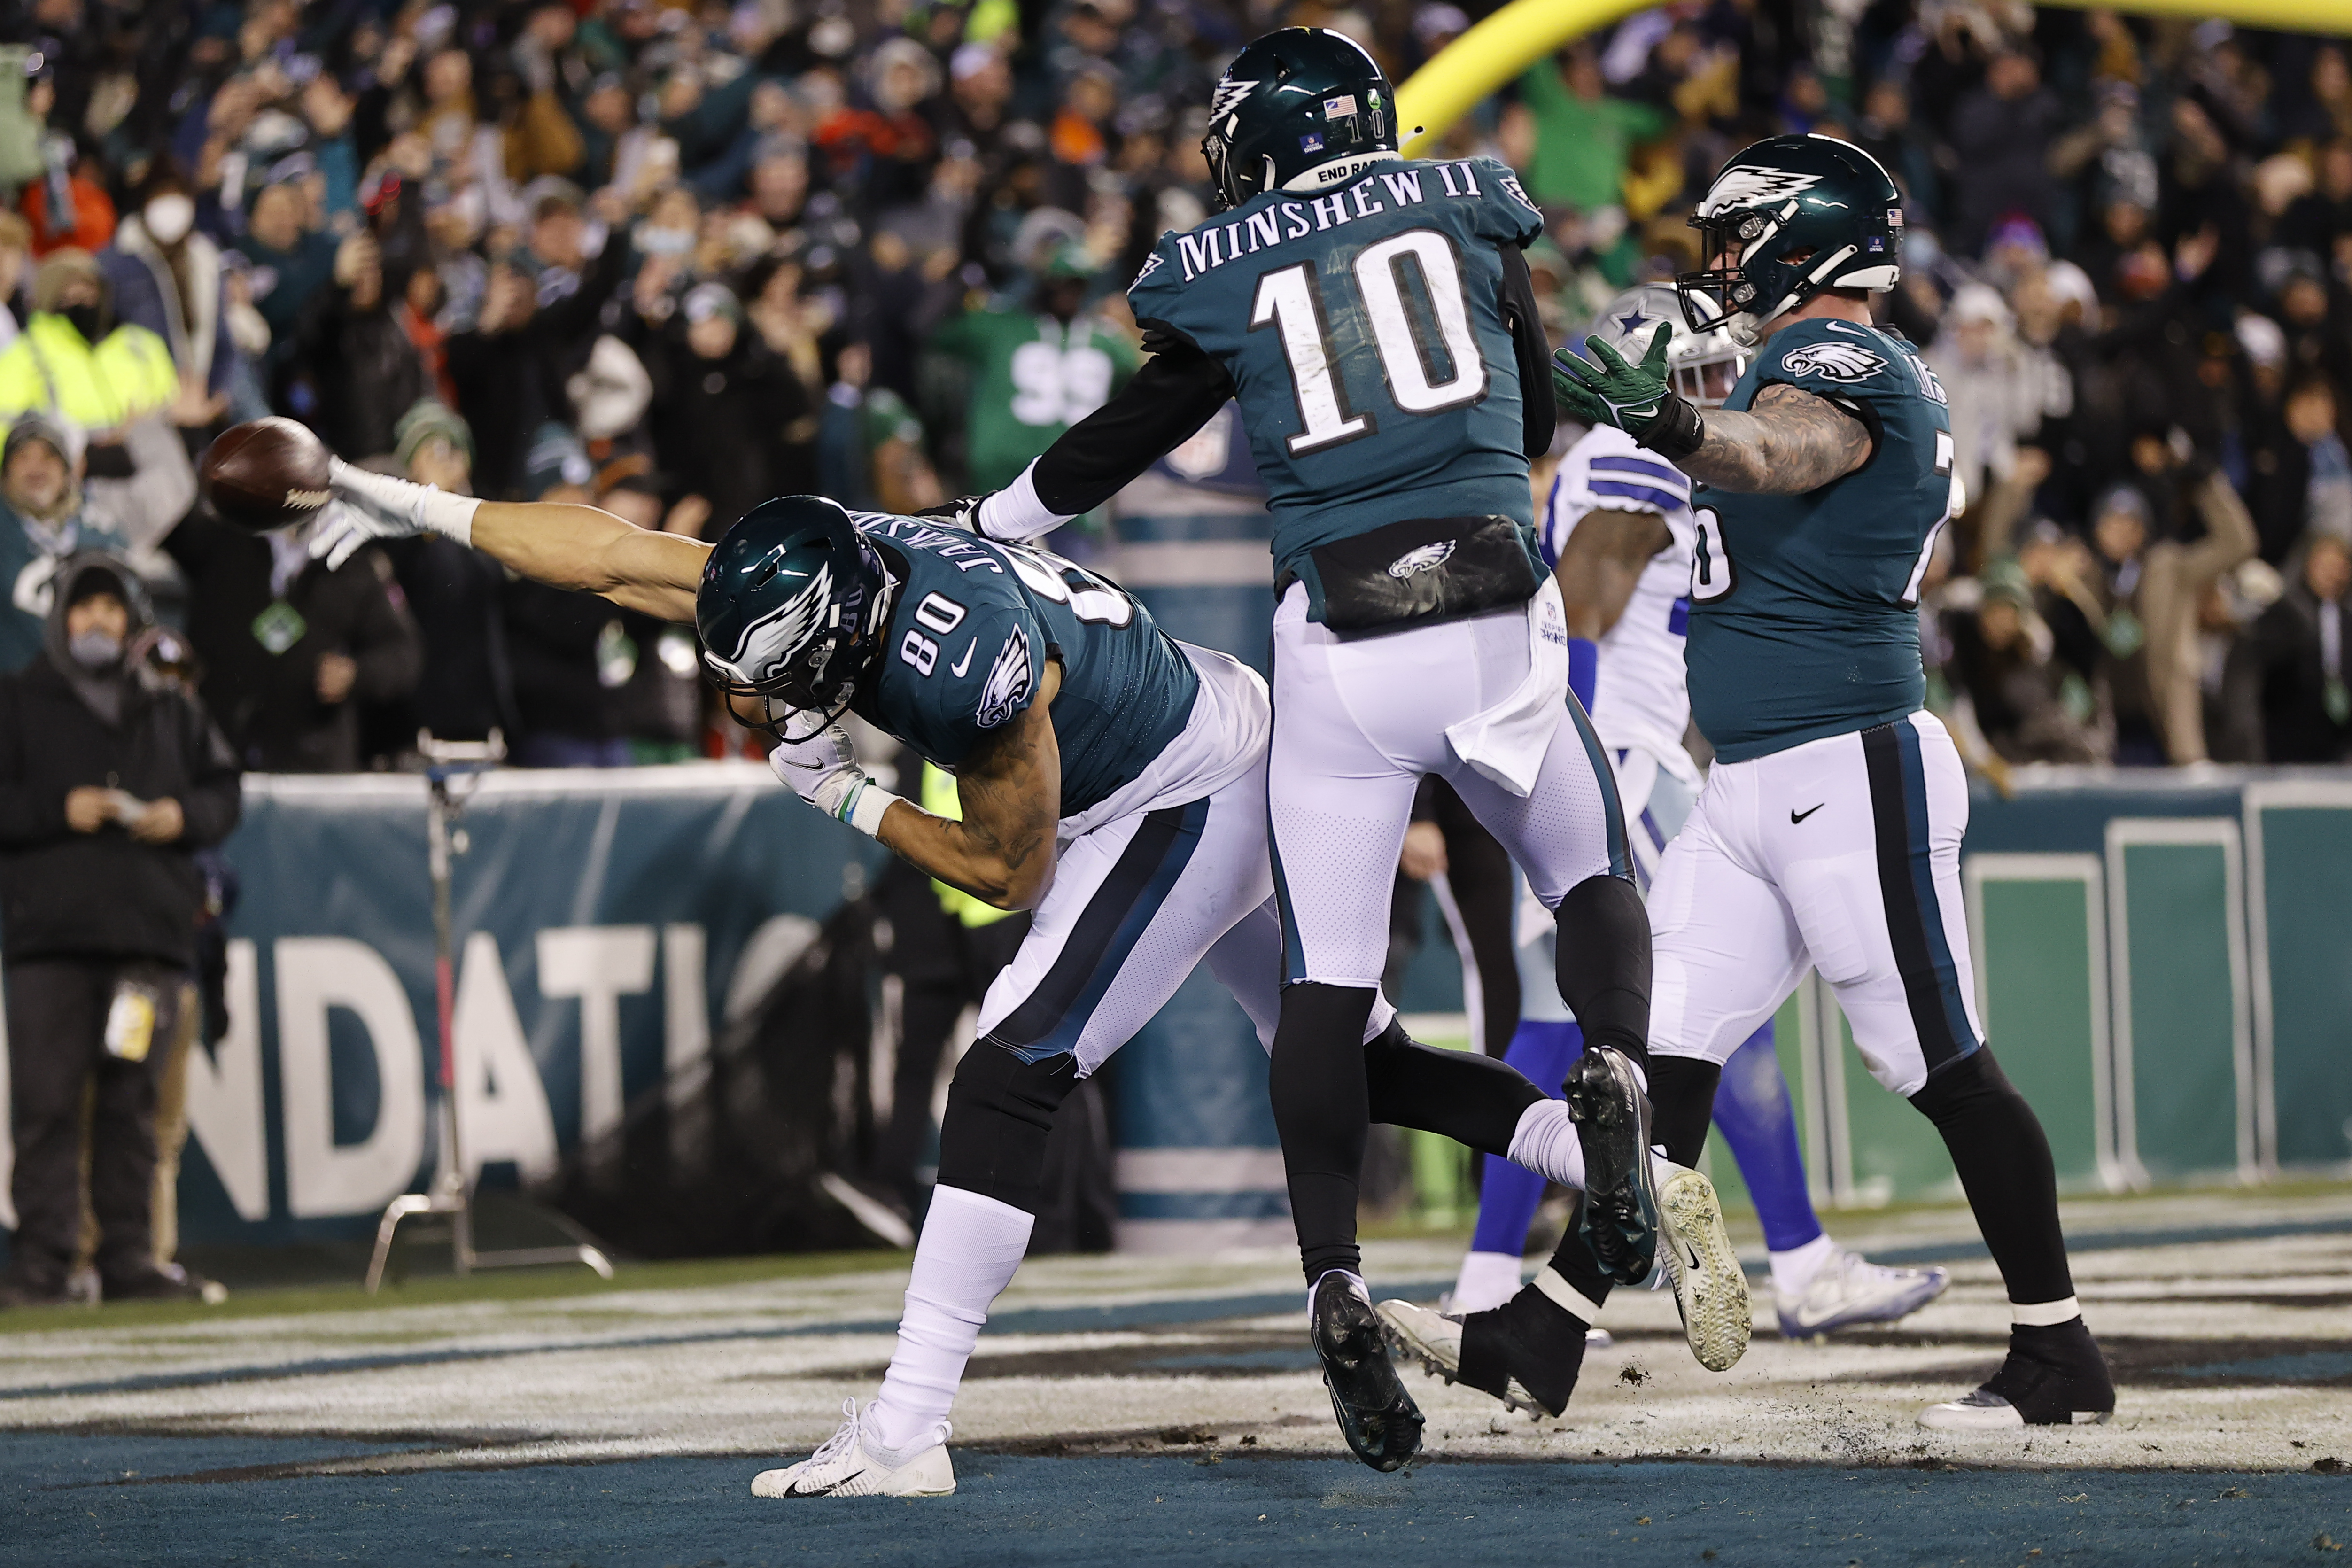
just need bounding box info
[0,0,2339,776]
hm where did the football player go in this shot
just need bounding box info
[1540,134,2114,1431]
[943,28,1703,1462]
[310,475,1668,1491]
[1416,288,1948,1364]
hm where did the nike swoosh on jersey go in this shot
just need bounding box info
[1791,803,1824,823]
[950,640,975,677]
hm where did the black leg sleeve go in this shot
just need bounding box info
[1909,1046,2075,1305]
[1432,784,1521,1056]
[1269,982,1379,1283]
[1364,1018,1543,1157]
[1553,872,1651,1067]
[1646,1055,1722,1168]
[934,1043,1082,1215]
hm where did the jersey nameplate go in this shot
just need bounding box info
[1167,163,1491,283]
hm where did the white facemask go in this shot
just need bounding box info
[144,194,195,246]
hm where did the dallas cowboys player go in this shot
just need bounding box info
[940,27,1714,1459]
[1546,134,2114,1430]
[311,471,1631,1493]
[1431,288,1949,1349]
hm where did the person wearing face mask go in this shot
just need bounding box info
[0,413,192,674]
[0,249,181,441]
[0,553,241,1306]
[98,161,250,437]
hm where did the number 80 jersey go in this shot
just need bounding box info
[849,514,1201,821]
[1127,156,1545,593]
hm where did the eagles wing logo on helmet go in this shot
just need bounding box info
[1779,342,1887,382]
[975,626,1034,729]
[712,562,833,682]
[1699,166,1824,217]
[1210,78,1258,128]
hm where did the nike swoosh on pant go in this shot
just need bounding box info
[1791,803,1824,823]
[950,640,975,676]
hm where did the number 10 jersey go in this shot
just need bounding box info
[1126,155,1545,595]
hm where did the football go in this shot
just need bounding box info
[199,417,334,532]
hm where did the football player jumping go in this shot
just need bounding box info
[945,28,1710,1464]
[1417,287,1948,1356]
[1529,134,2115,1431]
[310,478,1681,1491]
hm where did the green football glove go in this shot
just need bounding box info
[1551,329,1704,458]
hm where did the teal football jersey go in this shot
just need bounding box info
[849,514,1199,817]
[1684,318,1956,762]
[1127,156,1545,599]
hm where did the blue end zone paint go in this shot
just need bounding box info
[11,1437,2349,1568]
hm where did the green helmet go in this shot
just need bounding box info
[696,496,893,741]
[1677,133,1903,347]
[1201,28,1396,213]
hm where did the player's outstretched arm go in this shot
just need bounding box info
[771,663,1065,910]
[318,460,708,621]
[1553,335,1871,495]
[1677,383,1873,495]
[470,502,706,622]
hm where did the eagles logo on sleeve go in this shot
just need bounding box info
[975,625,1035,729]
[1778,341,1887,383]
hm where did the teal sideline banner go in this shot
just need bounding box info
[0,765,888,1249]
[1703,769,2352,1217]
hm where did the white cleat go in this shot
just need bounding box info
[1775,1247,1950,1338]
[1917,1389,2111,1431]
[751,1400,956,1498]
[1657,1164,1751,1373]
[1375,1298,1554,1419]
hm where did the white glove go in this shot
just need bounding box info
[769,725,899,836]
[310,458,482,568]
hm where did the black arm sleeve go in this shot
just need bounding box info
[1029,327,1236,517]
[1498,242,1554,459]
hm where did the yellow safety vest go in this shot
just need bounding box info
[0,313,179,435]
[921,763,1019,928]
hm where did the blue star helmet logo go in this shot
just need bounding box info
[1616,310,1649,334]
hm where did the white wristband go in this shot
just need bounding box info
[418,487,481,547]
[843,782,900,837]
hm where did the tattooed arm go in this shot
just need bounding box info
[1680,383,1875,494]
[876,661,1063,909]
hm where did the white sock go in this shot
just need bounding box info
[866,1185,1034,1454]
[1506,1100,1585,1187]
[2011,1295,2081,1327]
[1768,1232,1838,1297]
[1451,1250,1525,1315]
[1507,1102,1681,1191]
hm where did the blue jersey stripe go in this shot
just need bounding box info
[1588,453,1688,484]
[1588,479,1686,512]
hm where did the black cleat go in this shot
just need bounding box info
[1310,1272,1424,1471]
[1379,1274,1591,1419]
[1564,1044,1660,1285]
[1918,1317,2116,1429]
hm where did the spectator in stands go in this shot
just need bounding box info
[642,280,815,534]
[1507,44,1664,214]
[229,176,336,397]
[163,492,422,773]
[0,248,178,435]
[1946,47,2063,256]
[96,161,240,434]
[304,228,429,465]
[501,423,631,768]
[379,401,512,750]
[2232,531,2352,762]
[0,553,238,1305]
[1946,560,2107,765]
[0,413,192,672]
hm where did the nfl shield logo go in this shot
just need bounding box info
[1300,132,1324,153]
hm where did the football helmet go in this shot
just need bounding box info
[1583,284,1749,409]
[1201,28,1396,212]
[1677,134,1903,347]
[697,496,894,742]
